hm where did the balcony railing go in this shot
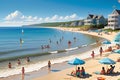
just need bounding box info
[108,18,118,21]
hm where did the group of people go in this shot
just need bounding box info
[100,65,115,75]
[91,47,104,59]
[41,45,50,49]
[104,46,112,52]
[71,66,86,77]
[8,57,30,68]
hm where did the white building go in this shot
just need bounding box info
[84,14,106,25]
[105,9,120,30]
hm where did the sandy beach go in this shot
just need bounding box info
[0,27,119,80]
[33,27,120,80]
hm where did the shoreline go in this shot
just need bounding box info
[0,27,117,80]
[33,27,119,80]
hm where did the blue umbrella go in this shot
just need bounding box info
[102,40,111,44]
[113,37,120,44]
[68,58,85,65]
[113,49,120,54]
[68,58,85,70]
[113,39,120,42]
[114,33,120,41]
[99,58,116,65]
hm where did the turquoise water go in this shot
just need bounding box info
[0,27,104,78]
[0,27,100,61]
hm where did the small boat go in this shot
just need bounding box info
[22,29,24,34]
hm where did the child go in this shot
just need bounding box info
[91,51,95,58]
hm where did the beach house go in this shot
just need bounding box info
[70,21,79,26]
[105,9,120,30]
[70,20,84,26]
[84,14,106,26]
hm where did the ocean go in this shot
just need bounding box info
[0,27,103,77]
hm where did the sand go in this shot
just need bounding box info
[33,27,120,80]
[0,27,119,80]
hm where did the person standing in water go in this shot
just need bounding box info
[17,59,21,65]
[20,38,22,44]
[99,47,103,57]
[26,57,30,63]
[68,40,72,48]
[48,60,51,71]
[20,38,24,46]
[8,62,12,68]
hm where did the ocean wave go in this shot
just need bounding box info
[90,42,97,45]
[65,47,78,51]
[0,52,51,62]
[81,44,88,47]
[0,48,40,55]
[0,44,106,78]
[49,51,58,54]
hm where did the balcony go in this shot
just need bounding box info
[108,14,119,17]
[108,18,118,21]
[84,19,93,22]
[108,22,118,25]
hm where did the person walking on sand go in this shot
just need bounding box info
[99,47,103,57]
[48,60,51,71]
[22,67,25,80]
[91,51,95,59]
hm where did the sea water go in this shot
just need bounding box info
[0,26,102,77]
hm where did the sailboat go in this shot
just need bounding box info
[22,29,24,34]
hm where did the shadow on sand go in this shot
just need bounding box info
[66,73,92,79]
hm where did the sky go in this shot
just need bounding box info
[0,0,120,26]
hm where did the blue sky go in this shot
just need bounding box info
[0,0,120,26]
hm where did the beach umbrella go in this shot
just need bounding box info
[114,33,120,41]
[113,49,120,54]
[102,40,111,49]
[68,58,85,70]
[68,58,85,65]
[102,40,111,44]
[113,37,120,44]
[99,58,116,65]
[99,58,116,69]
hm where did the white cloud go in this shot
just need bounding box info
[2,10,80,26]
[44,17,50,22]
[70,13,77,19]
[59,16,64,20]
[39,18,43,21]
[5,10,23,21]
[51,15,58,21]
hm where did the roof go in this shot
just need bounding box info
[115,9,120,15]
[88,14,103,19]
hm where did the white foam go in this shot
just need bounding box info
[81,44,88,47]
[0,45,106,78]
[90,42,96,45]
[49,51,58,54]
[65,47,78,51]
